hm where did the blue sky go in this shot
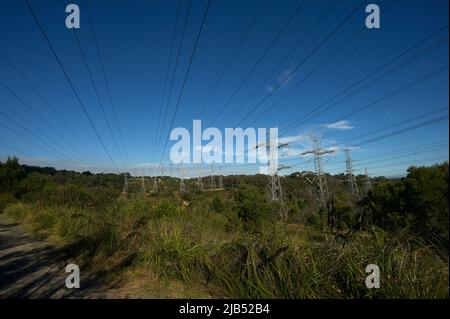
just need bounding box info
[0,0,448,177]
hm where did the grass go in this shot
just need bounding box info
[3,198,448,299]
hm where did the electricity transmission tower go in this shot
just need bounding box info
[210,164,216,190]
[345,148,359,198]
[302,136,333,206]
[364,167,371,194]
[178,164,185,193]
[218,166,224,189]
[122,173,128,195]
[302,135,336,231]
[197,166,203,190]
[152,166,159,193]
[266,130,287,221]
[140,168,146,194]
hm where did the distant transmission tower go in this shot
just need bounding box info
[178,164,185,193]
[210,164,216,190]
[218,166,224,189]
[152,166,159,193]
[197,166,203,190]
[364,167,371,194]
[266,130,287,221]
[302,136,333,206]
[122,173,128,195]
[140,168,146,194]
[345,148,359,198]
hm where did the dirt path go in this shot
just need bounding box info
[0,216,215,298]
[0,216,128,298]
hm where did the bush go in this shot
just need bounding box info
[152,200,178,218]
[363,163,449,245]
[234,183,273,231]
[210,196,225,213]
[4,202,32,221]
[0,193,17,213]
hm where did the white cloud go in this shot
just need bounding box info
[277,68,294,85]
[322,120,354,130]
[278,133,309,145]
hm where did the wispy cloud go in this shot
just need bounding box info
[266,68,294,92]
[278,133,309,145]
[277,68,294,85]
[322,120,354,130]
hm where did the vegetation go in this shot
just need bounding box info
[0,156,448,298]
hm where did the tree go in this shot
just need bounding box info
[0,157,26,196]
[234,183,273,231]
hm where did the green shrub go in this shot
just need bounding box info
[211,196,225,213]
[152,200,178,218]
[0,193,17,213]
[234,183,273,231]
[4,202,32,221]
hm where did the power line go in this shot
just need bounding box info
[63,0,127,170]
[196,0,267,118]
[209,0,308,126]
[366,157,449,177]
[280,25,448,134]
[248,0,401,128]
[224,0,341,124]
[287,147,448,175]
[235,0,367,127]
[0,140,46,165]
[151,0,182,177]
[315,142,449,168]
[354,148,448,167]
[0,102,91,167]
[0,119,80,168]
[360,155,448,173]
[155,0,193,169]
[83,0,132,169]
[283,64,448,144]
[326,106,448,149]
[351,114,448,147]
[24,0,119,172]
[284,116,449,172]
[158,0,212,165]
[0,78,92,164]
[0,48,103,165]
[353,141,448,162]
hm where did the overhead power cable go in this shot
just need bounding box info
[209,0,308,126]
[24,0,119,172]
[196,0,268,118]
[279,25,448,134]
[158,0,213,165]
[84,0,132,169]
[234,0,368,127]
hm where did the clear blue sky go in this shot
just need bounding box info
[0,0,448,177]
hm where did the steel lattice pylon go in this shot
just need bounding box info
[266,129,287,221]
[178,165,186,193]
[122,173,128,195]
[140,169,146,194]
[302,136,332,206]
[197,166,203,190]
[345,148,359,198]
[364,167,371,194]
[210,164,216,190]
